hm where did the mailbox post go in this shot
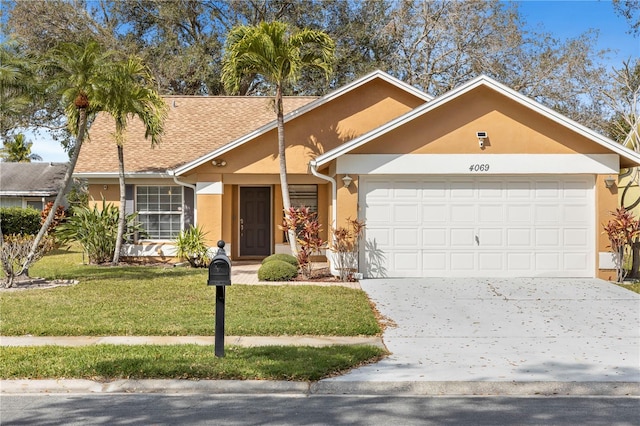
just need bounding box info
[207,240,231,357]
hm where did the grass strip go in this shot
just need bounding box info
[0,344,386,381]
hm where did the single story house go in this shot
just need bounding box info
[74,70,640,280]
[0,162,68,210]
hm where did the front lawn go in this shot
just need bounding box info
[1,246,385,381]
[1,246,380,337]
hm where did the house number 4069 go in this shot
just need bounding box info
[469,164,490,172]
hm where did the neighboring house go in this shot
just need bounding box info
[74,70,640,280]
[0,162,68,210]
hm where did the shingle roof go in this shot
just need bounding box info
[75,96,316,174]
[0,162,68,196]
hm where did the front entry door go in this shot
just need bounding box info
[239,187,271,256]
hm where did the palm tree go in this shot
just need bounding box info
[221,21,335,255]
[0,133,42,162]
[0,42,37,139]
[105,57,167,265]
[20,40,116,275]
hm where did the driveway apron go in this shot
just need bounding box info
[329,278,640,383]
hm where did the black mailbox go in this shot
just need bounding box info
[208,240,231,286]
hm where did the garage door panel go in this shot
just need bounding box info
[451,228,475,246]
[451,204,475,222]
[535,228,560,246]
[423,204,447,222]
[423,228,446,246]
[478,252,503,270]
[479,228,503,246]
[362,176,594,278]
[394,228,420,247]
[393,204,419,222]
[507,252,532,270]
[451,252,475,270]
[506,228,530,246]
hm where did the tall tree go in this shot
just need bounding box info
[0,133,42,162]
[20,40,116,275]
[105,56,167,265]
[221,21,335,254]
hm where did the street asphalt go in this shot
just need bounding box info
[2,277,639,396]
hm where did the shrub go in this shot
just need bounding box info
[0,207,41,235]
[55,199,144,264]
[261,253,298,267]
[281,206,324,278]
[41,201,67,236]
[257,260,298,281]
[1,234,54,288]
[330,218,365,282]
[174,225,211,268]
[603,207,640,282]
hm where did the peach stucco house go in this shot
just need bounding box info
[74,70,640,280]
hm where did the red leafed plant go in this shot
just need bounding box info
[603,207,640,282]
[281,206,324,278]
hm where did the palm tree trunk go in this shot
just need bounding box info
[112,144,126,265]
[275,84,297,255]
[19,108,89,275]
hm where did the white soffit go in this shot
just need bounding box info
[336,154,619,175]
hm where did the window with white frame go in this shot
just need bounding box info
[136,186,182,240]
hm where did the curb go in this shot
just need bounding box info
[2,379,638,396]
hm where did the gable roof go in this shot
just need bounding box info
[173,70,434,176]
[74,96,316,175]
[311,75,640,169]
[0,162,67,196]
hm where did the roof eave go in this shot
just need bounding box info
[314,75,640,168]
[174,70,434,176]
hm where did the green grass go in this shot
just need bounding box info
[0,344,385,381]
[618,282,640,294]
[1,246,380,336]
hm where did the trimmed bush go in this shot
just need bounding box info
[0,207,41,235]
[261,253,298,267]
[257,260,298,281]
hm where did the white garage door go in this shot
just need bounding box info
[361,176,594,278]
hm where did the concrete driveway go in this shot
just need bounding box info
[327,278,640,385]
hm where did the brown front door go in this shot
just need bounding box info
[239,186,271,257]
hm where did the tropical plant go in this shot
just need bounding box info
[330,218,365,282]
[174,225,211,268]
[0,133,42,162]
[20,40,118,275]
[56,199,144,264]
[0,42,39,138]
[281,206,324,278]
[221,21,335,255]
[603,207,640,282]
[104,56,167,265]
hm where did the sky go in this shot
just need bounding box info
[28,0,640,163]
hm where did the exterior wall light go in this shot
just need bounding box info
[476,131,487,149]
[212,159,227,167]
[604,176,616,188]
[342,174,353,188]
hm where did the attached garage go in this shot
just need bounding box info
[361,175,594,278]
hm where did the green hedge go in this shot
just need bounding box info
[261,253,298,267]
[258,260,299,281]
[0,207,41,235]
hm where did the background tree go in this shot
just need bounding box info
[0,133,42,162]
[221,21,335,254]
[105,56,167,265]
